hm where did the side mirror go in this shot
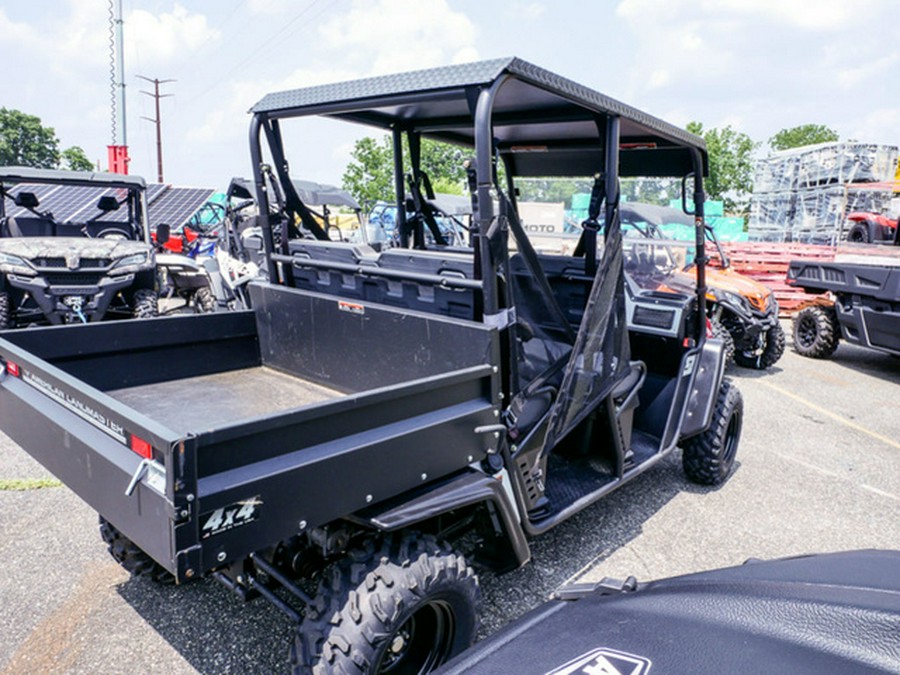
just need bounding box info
[97,196,120,212]
[14,191,39,209]
[156,223,170,246]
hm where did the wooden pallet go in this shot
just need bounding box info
[722,242,900,315]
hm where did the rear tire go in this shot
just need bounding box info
[98,515,173,583]
[132,289,159,319]
[293,533,480,674]
[792,305,839,359]
[735,322,785,369]
[682,379,742,486]
[710,316,735,367]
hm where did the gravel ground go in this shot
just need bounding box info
[1,323,898,673]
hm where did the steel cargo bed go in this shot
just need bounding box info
[0,281,499,582]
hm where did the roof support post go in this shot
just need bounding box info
[392,126,408,248]
[249,114,279,282]
[473,76,509,316]
[690,147,707,341]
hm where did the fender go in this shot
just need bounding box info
[679,336,726,439]
[360,468,530,572]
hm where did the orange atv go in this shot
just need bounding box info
[621,203,784,369]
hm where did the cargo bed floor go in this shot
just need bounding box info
[110,366,344,433]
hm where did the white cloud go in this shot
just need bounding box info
[318,0,478,74]
[127,4,220,65]
[512,2,547,20]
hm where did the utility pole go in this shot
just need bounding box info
[138,75,175,183]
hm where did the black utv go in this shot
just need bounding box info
[0,58,742,674]
[0,166,158,327]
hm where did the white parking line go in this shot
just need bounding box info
[759,380,900,451]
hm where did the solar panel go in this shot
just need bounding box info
[2,179,216,233]
[146,183,169,205]
[26,185,108,222]
[3,184,61,217]
[148,186,216,229]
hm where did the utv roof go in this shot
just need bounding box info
[251,57,706,177]
[0,166,146,190]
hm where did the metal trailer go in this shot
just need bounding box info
[0,58,742,674]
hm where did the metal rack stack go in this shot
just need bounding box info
[748,142,898,243]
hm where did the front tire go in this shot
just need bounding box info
[735,322,785,369]
[293,533,480,674]
[847,222,870,243]
[792,305,839,359]
[193,286,217,313]
[682,379,742,486]
[132,289,159,319]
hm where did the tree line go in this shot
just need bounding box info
[0,108,94,172]
[342,123,840,216]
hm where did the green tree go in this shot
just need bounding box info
[769,124,839,152]
[60,146,94,172]
[686,121,758,215]
[342,135,467,207]
[0,108,95,172]
[0,108,60,168]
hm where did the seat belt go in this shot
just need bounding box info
[572,174,604,277]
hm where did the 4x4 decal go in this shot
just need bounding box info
[201,497,262,538]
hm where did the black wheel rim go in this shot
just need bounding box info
[796,314,818,348]
[722,409,740,466]
[376,599,456,674]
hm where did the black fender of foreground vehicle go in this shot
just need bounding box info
[437,549,900,675]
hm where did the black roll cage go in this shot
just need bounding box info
[247,57,709,359]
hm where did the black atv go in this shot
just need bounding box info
[0,166,158,327]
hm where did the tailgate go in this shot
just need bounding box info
[0,338,186,578]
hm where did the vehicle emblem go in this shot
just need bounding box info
[65,252,80,269]
[546,647,652,675]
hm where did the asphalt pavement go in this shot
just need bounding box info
[1,322,898,674]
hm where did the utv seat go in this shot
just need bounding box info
[377,248,473,279]
[3,216,55,237]
[288,240,379,266]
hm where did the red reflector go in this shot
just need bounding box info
[130,435,153,459]
[6,361,19,377]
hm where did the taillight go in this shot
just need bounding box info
[5,360,20,377]
[129,434,153,460]
[705,317,713,337]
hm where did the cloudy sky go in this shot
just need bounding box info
[2,0,897,190]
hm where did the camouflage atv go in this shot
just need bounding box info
[0,167,158,327]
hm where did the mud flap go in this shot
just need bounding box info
[679,337,726,439]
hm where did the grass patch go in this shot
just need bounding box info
[0,478,63,491]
